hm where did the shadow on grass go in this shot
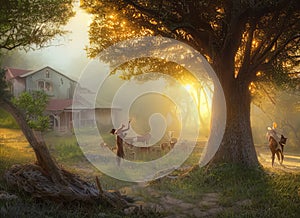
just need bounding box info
[1,129,299,217]
[151,163,300,217]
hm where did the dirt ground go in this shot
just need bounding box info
[1,128,300,217]
[256,145,300,172]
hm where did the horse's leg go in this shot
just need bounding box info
[281,145,284,164]
[280,151,284,164]
[276,151,281,164]
[271,152,275,167]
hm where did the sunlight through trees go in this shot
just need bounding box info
[81,0,300,166]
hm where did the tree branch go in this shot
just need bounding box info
[238,20,257,80]
[122,0,213,54]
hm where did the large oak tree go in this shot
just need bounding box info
[82,0,300,167]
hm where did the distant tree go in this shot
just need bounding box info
[82,0,300,167]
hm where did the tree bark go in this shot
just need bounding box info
[0,99,66,185]
[209,78,259,167]
[1,98,132,208]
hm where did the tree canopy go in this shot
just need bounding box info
[82,0,300,166]
[82,0,299,81]
[0,0,74,51]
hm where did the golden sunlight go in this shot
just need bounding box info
[109,14,116,19]
[185,84,192,91]
[252,39,259,48]
[183,83,212,121]
[249,82,256,94]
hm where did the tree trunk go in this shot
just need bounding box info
[0,99,66,184]
[209,78,259,167]
[1,98,131,208]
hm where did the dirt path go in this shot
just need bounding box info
[256,145,300,172]
[118,146,300,217]
[120,184,226,217]
[119,178,255,217]
[1,129,299,217]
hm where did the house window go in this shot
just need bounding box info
[45,70,50,78]
[38,80,52,92]
[38,81,44,89]
[45,82,52,91]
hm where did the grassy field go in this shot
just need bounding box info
[0,129,35,179]
[0,109,19,129]
[1,128,300,217]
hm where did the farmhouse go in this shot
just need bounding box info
[5,66,120,132]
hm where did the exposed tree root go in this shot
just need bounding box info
[4,164,132,210]
[1,100,136,211]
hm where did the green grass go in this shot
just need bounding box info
[0,198,163,218]
[150,164,300,217]
[43,131,135,190]
[46,136,85,164]
[0,109,19,129]
[0,143,35,175]
[0,129,35,180]
[1,128,300,217]
[0,129,162,217]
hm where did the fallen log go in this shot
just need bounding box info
[1,99,134,210]
[4,164,132,210]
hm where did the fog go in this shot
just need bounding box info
[1,1,299,150]
[251,90,300,149]
[0,2,209,141]
[1,0,91,80]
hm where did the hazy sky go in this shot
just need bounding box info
[4,1,92,80]
[1,1,211,138]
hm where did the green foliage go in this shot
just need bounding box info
[82,0,299,88]
[81,0,300,166]
[12,91,50,131]
[0,0,75,51]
